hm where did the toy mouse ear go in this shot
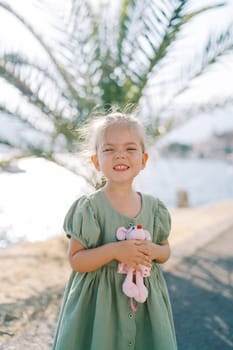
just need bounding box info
[116,227,127,240]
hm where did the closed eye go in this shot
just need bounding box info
[103,148,114,152]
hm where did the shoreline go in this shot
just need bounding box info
[1,199,233,348]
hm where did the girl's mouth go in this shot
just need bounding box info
[113,165,129,171]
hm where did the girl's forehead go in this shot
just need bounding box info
[102,124,141,142]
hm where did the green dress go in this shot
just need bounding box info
[52,190,177,350]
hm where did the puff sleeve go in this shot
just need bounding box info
[155,199,171,243]
[63,195,101,249]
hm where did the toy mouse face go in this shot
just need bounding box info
[126,225,144,240]
[116,225,151,241]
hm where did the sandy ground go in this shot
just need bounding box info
[0,238,70,349]
[0,200,233,349]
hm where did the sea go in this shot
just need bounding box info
[135,157,233,208]
[0,156,233,248]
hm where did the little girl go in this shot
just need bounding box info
[52,112,177,350]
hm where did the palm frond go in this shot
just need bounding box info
[0,104,45,131]
[0,1,82,104]
[2,53,75,103]
[0,62,57,118]
[146,22,233,116]
[116,0,227,102]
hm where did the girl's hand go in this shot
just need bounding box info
[114,240,152,270]
[134,240,154,260]
[136,240,171,264]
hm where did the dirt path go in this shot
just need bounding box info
[0,238,69,348]
[165,227,233,349]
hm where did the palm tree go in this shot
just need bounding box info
[0,0,232,185]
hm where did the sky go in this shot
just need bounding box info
[160,105,233,144]
[0,0,233,142]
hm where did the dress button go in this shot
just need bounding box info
[128,312,134,319]
[128,341,133,347]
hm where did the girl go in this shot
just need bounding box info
[52,112,177,350]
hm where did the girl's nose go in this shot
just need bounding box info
[115,150,126,158]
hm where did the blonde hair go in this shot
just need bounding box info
[80,112,147,156]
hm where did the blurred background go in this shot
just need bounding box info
[0,0,233,247]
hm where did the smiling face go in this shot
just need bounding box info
[91,124,148,186]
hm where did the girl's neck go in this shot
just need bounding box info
[102,183,142,218]
[103,182,134,197]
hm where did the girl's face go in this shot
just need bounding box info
[91,124,148,185]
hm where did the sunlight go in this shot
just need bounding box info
[0,157,91,244]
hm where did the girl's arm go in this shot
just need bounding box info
[68,237,152,273]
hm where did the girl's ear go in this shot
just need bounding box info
[91,155,100,171]
[142,152,148,169]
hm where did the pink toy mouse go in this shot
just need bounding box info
[116,224,152,312]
